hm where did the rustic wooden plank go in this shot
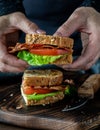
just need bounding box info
[0,72,100,130]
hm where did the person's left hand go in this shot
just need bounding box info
[54,7,100,71]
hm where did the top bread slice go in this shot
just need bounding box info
[25,34,73,48]
[21,69,63,87]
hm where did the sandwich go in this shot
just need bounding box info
[21,69,76,106]
[9,34,74,66]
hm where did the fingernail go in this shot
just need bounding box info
[36,29,46,34]
[53,32,63,37]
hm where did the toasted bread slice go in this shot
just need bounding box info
[21,69,63,87]
[78,74,100,98]
[25,34,73,48]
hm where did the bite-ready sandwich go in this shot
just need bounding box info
[21,69,76,106]
[9,34,74,66]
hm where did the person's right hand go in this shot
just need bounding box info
[0,12,45,73]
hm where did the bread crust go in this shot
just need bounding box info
[25,34,73,48]
[22,69,63,87]
[78,74,100,98]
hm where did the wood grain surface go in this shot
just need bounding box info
[0,71,100,130]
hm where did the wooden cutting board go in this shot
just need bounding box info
[0,71,100,130]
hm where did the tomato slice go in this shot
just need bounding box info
[23,86,54,95]
[29,48,69,56]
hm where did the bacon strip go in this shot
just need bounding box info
[8,43,28,53]
[8,43,43,53]
[8,43,72,54]
[24,85,66,91]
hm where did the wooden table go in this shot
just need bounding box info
[0,71,100,130]
[0,122,100,130]
[0,122,32,130]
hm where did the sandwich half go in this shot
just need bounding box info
[21,69,77,106]
[9,34,74,66]
[21,69,65,106]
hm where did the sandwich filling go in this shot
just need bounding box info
[22,85,76,101]
[20,69,76,105]
[9,43,73,65]
[17,50,64,65]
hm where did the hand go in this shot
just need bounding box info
[0,12,45,72]
[54,7,100,71]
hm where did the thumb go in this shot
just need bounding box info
[54,7,86,37]
[9,12,46,34]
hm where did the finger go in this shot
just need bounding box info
[83,54,99,70]
[3,54,29,67]
[0,36,28,68]
[66,56,90,70]
[81,33,89,54]
[9,12,46,34]
[57,64,79,71]
[0,62,27,72]
[61,42,97,70]
[54,7,86,37]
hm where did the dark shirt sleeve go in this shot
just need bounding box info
[0,0,25,16]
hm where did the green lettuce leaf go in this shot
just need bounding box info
[17,50,63,65]
[65,85,77,96]
[26,91,62,100]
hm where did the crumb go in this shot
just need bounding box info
[10,93,13,97]
[3,99,6,102]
